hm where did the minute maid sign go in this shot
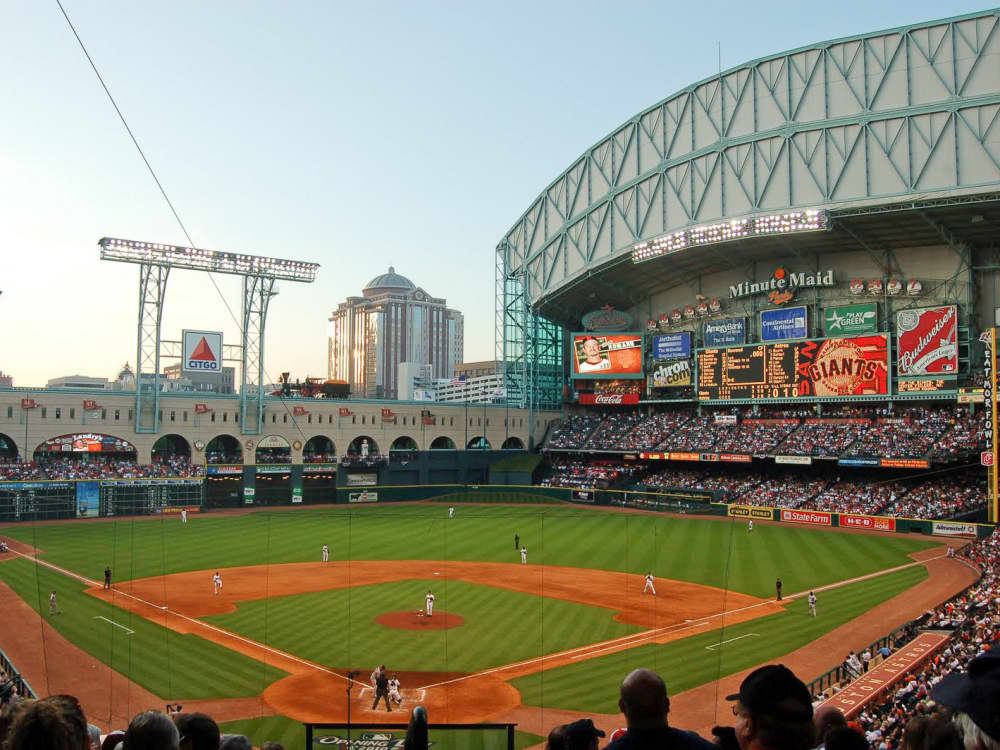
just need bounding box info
[729,267,834,304]
[824,303,878,335]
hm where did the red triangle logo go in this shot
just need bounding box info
[190,337,217,362]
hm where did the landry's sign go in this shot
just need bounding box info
[729,267,835,303]
[582,305,633,331]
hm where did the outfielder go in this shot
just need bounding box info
[49,590,61,615]
[322,544,329,563]
[448,507,455,518]
[520,546,527,565]
[425,590,435,617]
[748,520,753,532]
[181,509,187,523]
[212,572,223,595]
[643,572,656,595]
[808,591,817,617]
[388,674,403,706]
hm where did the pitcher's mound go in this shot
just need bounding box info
[376,611,464,630]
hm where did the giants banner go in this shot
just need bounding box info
[571,333,644,379]
[896,306,958,375]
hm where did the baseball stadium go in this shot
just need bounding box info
[2,9,1000,750]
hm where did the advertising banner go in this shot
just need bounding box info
[761,306,807,341]
[775,455,813,465]
[896,306,958,375]
[648,359,691,388]
[824,303,878,335]
[243,487,255,505]
[206,465,242,475]
[182,330,223,373]
[578,393,640,405]
[704,318,747,347]
[930,521,977,538]
[840,514,896,531]
[880,458,929,469]
[76,482,100,518]
[257,435,290,449]
[652,333,691,360]
[669,452,700,461]
[346,473,378,486]
[728,505,773,519]
[780,508,832,526]
[302,463,337,474]
[255,465,288,474]
[838,457,881,466]
[349,490,378,503]
[698,333,889,400]
[713,414,738,425]
[571,333,644,379]
[292,485,303,504]
[719,454,752,462]
[571,489,596,503]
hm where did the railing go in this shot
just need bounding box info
[0,645,36,702]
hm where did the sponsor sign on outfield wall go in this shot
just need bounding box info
[303,463,337,473]
[780,508,832,525]
[761,306,807,341]
[824,303,878,335]
[728,505,773,519]
[838,457,881,467]
[571,333,644,379]
[775,455,812,465]
[896,306,958,376]
[571,489,596,503]
[880,458,930,469]
[840,514,896,531]
[346,473,378,486]
[349,491,378,503]
[704,317,747,347]
[931,521,977,538]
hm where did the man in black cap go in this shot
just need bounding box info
[604,668,715,750]
[930,653,1000,750]
[562,719,605,750]
[727,664,814,750]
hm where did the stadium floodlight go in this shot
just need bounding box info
[99,237,320,282]
[631,209,829,263]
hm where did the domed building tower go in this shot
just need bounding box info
[328,267,464,399]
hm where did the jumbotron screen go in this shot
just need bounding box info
[571,333,644,379]
[697,333,888,400]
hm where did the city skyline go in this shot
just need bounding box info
[1,1,981,388]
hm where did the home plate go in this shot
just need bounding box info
[434,572,440,575]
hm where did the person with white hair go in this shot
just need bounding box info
[930,653,1000,750]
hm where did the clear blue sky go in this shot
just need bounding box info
[0,0,983,387]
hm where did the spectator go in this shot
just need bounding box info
[900,715,961,750]
[562,719,605,750]
[260,743,285,750]
[727,665,815,750]
[124,711,180,750]
[218,734,253,750]
[814,706,849,749]
[173,712,220,750]
[824,727,869,750]
[929,652,1000,749]
[604,668,715,750]
[5,694,89,750]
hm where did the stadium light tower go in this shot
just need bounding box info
[99,237,319,435]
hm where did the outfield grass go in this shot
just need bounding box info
[204,579,643,672]
[218,715,545,750]
[0,557,286,699]
[510,565,928,712]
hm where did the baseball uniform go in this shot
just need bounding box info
[425,591,435,616]
[388,676,403,706]
[448,507,455,518]
[520,547,527,565]
[748,520,753,532]
[213,572,223,595]
[643,573,656,595]
[775,578,782,600]
[371,668,391,711]
[49,591,61,615]
[808,592,817,616]
[514,534,519,550]
[181,509,187,523]
[104,566,111,590]
[322,545,329,562]
[370,668,379,691]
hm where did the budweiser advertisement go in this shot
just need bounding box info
[571,333,644,379]
[578,393,640,405]
[896,305,958,376]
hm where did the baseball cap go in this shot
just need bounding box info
[563,719,606,742]
[726,664,813,719]
[929,652,1000,742]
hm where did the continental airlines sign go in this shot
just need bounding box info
[729,267,834,302]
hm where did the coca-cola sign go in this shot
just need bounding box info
[578,393,640,405]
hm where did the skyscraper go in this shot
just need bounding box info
[328,268,464,399]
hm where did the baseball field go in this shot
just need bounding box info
[0,498,975,749]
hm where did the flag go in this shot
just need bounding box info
[449,376,466,385]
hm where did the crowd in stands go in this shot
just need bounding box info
[547,415,603,449]
[804,479,905,515]
[164,455,204,478]
[0,456,208,481]
[584,413,646,451]
[0,460,45,481]
[303,452,337,463]
[844,409,955,459]
[713,420,798,454]
[540,457,644,489]
[778,421,865,457]
[882,475,987,520]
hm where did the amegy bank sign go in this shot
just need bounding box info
[729,267,835,303]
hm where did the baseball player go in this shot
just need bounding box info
[370,666,380,691]
[322,544,330,563]
[425,590,435,617]
[371,665,391,712]
[1,539,8,553]
[212,572,223,595]
[104,565,112,590]
[388,673,403,706]
[808,591,817,617]
[448,506,455,518]
[181,509,187,523]
[775,578,782,600]
[49,590,61,615]
[520,546,527,565]
[643,572,656,595]
[748,519,753,532]
[514,533,519,550]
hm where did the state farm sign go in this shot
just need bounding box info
[780,508,832,526]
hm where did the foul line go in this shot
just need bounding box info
[93,616,134,635]
[705,633,757,650]
[11,547,950,692]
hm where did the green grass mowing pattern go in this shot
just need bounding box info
[0,557,286,699]
[510,565,928,713]
[0,506,936,600]
[203,579,643,673]
[218,715,544,750]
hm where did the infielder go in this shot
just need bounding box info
[104,566,112,590]
[181,509,187,523]
[448,507,455,518]
[643,572,656,595]
[388,674,403,706]
[425,590,435,617]
[212,572,223,595]
[520,546,527,565]
[322,544,329,563]
[808,591,817,617]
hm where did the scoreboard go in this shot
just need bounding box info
[697,334,889,400]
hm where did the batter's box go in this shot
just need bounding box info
[357,687,426,701]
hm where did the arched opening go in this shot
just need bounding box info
[429,436,456,450]
[501,436,525,450]
[205,435,242,464]
[0,433,29,480]
[303,435,335,462]
[390,435,418,464]
[466,436,491,450]
[256,435,291,464]
[346,436,380,456]
[0,433,19,462]
[152,434,199,477]
[32,433,139,479]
